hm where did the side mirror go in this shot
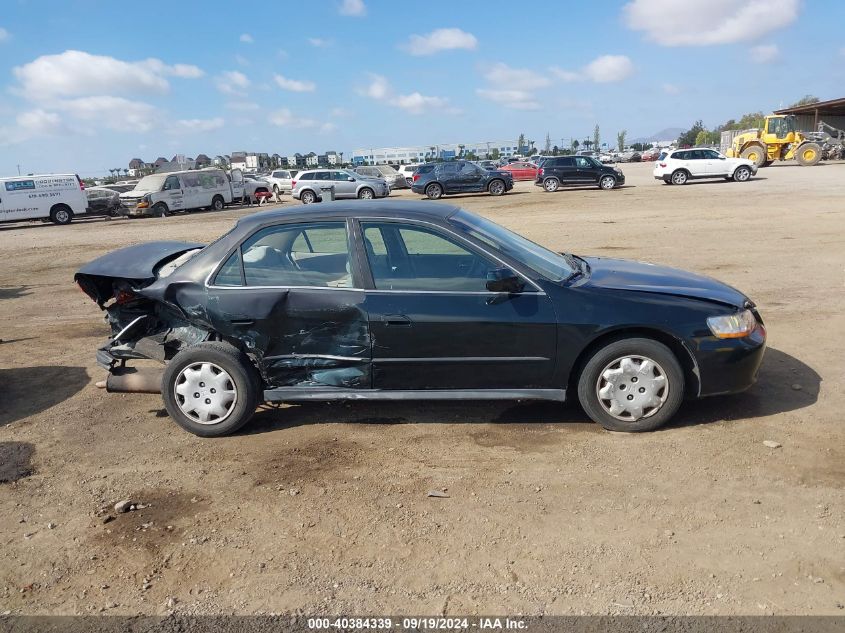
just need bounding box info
[347,177,355,182]
[486,267,524,293]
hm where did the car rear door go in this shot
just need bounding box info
[358,219,557,390]
[206,220,372,390]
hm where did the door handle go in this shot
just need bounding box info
[383,314,411,327]
[230,319,255,326]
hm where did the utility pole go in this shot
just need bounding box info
[17,164,21,176]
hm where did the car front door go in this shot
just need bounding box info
[205,220,371,390]
[331,171,357,197]
[358,220,557,390]
[162,175,185,211]
[574,157,598,183]
[703,149,727,175]
[455,162,485,192]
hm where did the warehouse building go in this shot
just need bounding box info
[774,96,845,132]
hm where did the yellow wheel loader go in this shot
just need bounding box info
[725,114,829,167]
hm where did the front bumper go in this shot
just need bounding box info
[694,324,767,397]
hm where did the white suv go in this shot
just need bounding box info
[653,148,757,185]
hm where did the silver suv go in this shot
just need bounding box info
[292,169,389,204]
[354,164,408,189]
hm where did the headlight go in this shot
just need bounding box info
[707,309,757,338]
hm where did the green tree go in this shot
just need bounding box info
[552,145,559,156]
[571,139,580,152]
[718,112,765,131]
[616,129,627,153]
[544,132,552,154]
[593,125,600,153]
[789,95,820,108]
[677,120,705,147]
[491,148,500,160]
[517,133,526,154]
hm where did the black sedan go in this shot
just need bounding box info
[411,160,513,199]
[75,201,766,437]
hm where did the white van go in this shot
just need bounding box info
[0,174,89,225]
[119,168,244,217]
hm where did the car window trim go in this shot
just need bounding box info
[205,217,364,291]
[352,217,545,295]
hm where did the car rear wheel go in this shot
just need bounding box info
[425,183,443,200]
[732,166,752,182]
[358,187,374,199]
[162,342,260,437]
[300,190,316,204]
[211,195,225,211]
[599,175,617,190]
[577,338,684,432]
[543,177,560,192]
[488,179,506,196]
[670,170,688,185]
[49,204,73,225]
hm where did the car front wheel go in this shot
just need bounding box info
[161,342,260,437]
[598,175,617,190]
[300,190,316,204]
[358,187,374,199]
[577,338,684,432]
[488,179,506,196]
[732,166,752,182]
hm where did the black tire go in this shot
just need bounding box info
[161,342,261,437]
[425,183,443,200]
[152,202,169,217]
[543,177,560,192]
[732,165,752,182]
[670,170,688,185]
[740,145,766,168]
[487,179,506,196]
[49,204,73,225]
[357,187,374,199]
[598,175,617,190]
[577,337,684,433]
[211,195,225,211]
[300,190,316,204]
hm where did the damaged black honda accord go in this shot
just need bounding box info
[75,201,766,437]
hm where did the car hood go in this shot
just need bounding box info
[580,256,749,308]
[120,189,152,199]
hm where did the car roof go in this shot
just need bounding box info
[236,199,461,228]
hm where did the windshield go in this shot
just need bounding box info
[134,174,167,191]
[376,165,398,175]
[449,209,575,282]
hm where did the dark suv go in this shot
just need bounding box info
[535,156,625,192]
[411,160,513,199]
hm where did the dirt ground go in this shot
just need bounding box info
[1,161,843,617]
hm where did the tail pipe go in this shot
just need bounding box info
[99,366,163,394]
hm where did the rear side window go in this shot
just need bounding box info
[416,164,435,175]
[300,173,315,180]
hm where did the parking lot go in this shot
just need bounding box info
[1,160,843,615]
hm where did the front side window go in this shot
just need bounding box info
[235,222,352,288]
[362,222,496,292]
[163,176,181,191]
[574,157,592,168]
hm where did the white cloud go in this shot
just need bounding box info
[339,0,366,16]
[171,117,225,133]
[482,62,550,90]
[582,55,635,82]
[240,33,254,43]
[403,28,477,56]
[308,38,330,48]
[550,55,635,83]
[226,101,260,111]
[16,109,61,134]
[235,54,250,67]
[330,107,351,118]
[360,74,453,114]
[215,70,250,95]
[0,27,9,42]
[273,74,316,92]
[750,43,779,63]
[13,51,202,100]
[662,83,681,95]
[623,0,800,46]
[476,89,540,111]
[56,96,159,132]
[320,122,338,134]
[268,108,317,128]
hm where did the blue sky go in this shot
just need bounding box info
[1,0,843,176]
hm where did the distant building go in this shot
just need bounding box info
[230,151,270,171]
[286,153,304,167]
[351,140,519,165]
[304,152,319,167]
[195,154,211,168]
